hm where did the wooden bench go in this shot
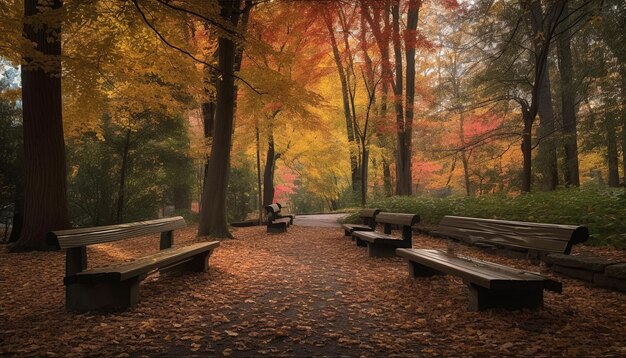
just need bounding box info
[397,248,562,311]
[352,212,419,257]
[435,216,589,257]
[47,216,219,312]
[342,208,380,237]
[265,204,291,233]
[276,203,295,224]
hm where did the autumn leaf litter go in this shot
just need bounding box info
[1,225,625,357]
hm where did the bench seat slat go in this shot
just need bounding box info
[396,248,557,291]
[342,224,373,232]
[48,217,187,249]
[65,241,219,284]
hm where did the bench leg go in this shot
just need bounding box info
[408,261,445,278]
[66,278,140,313]
[344,229,351,237]
[267,223,287,233]
[367,243,397,258]
[467,284,544,311]
[355,237,367,247]
[180,251,212,272]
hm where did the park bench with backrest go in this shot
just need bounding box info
[352,212,420,257]
[434,216,589,257]
[276,203,295,224]
[265,204,291,233]
[396,248,562,311]
[342,208,380,237]
[47,216,219,312]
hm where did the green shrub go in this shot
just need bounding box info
[366,185,626,249]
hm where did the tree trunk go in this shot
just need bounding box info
[606,115,620,187]
[557,2,580,187]
[361,149,369,207]
[262,131,276,207]
[115,129,131,223]
[522,109,533,193]
[391,3,407,196]
[529,0,558,191]
[255,124,263,222]
[323,10,360,192]
[11,0,70,251]
[197,0,240,239]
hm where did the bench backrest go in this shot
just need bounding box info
[437,216,589,255]
[359,208,381,228]
[265,204,281,215]
[375,212,420,241]
[47,216,187,250]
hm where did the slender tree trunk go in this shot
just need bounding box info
[361,149,369,207]
[115,129,132,223]
[323,10,359,192]
[11,0,69,251]
[391,3,407,195]
[557,2,580,187]
[255,124,263,222]
[262,131,276,207]
[198,0,240,238]
[606,114,620,187]
[620,68,626,186]
[522,109,533,193]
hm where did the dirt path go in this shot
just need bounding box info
[292,213,349,228]
[1,226,625,357]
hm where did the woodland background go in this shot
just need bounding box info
[0,0,625,249]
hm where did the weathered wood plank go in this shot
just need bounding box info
[48,217,187,250]
[65,241,219,284]
[437,216,588,254]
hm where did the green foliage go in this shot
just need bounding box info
[0,72,21,214]
[67,113,195,226]
[227,159,257,222]
[366,186,626,249]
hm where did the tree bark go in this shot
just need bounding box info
[11,0,70,251]
[606,114,620,187]
[529,0,558,191]
[197,0,240,239]
[255,124,263,222]
[323,10,360,192]
[521,106,533,193]
[262,131,277,207]
[557,2,580,187]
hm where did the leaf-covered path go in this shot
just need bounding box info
[1,225,625,357]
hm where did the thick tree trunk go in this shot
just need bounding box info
[11,0,70,251]
[529,0,559,191]
[262,132,276,207]
[197,0,240,239]
[557,3,580,187]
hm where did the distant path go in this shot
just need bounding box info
[293,213,349,228]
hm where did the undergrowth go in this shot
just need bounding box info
[345,186,626,249]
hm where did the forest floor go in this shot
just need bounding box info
[1,225,625,357]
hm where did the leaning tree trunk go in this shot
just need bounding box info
[557,2,580,187]
[11,0,70,252]
[197,0,240,239]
